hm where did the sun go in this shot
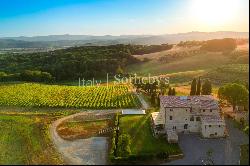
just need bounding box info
[190,0,239,26]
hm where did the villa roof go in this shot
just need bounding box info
[160,95,218,110]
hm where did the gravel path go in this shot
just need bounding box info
[49,110,120,165]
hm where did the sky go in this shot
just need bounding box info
[0,0,249,37]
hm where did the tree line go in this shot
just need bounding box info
[0,44,172,82]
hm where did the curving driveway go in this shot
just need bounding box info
[49,110,120,165]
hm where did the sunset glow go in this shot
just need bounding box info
[190,0,241,26]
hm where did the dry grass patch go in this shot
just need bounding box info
[57,119,113,140]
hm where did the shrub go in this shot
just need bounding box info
[156,152,169,160]
[117,133,131,157]
[20,70,54,82]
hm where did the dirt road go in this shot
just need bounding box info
[49,110,119,165]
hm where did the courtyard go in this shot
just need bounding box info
[166,118,249,165]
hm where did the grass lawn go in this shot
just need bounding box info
[57,119,112,140]
[240,144,249,165]
[119,114,181,155]
[0,107,79,165]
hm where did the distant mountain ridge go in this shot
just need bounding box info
[0,31,248,48]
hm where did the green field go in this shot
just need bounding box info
[119,114,181,155]
[0,83,141,109]
[0,107,79,164]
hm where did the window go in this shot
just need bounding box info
[196,117,201,121]
[190,116,194,121]
[170,116,173,120]
[203,109,206,112]
[209,125,211,127]
[219,125,221,127]
[170,109,173,111]
[210,109,213,112]
[215,132,217,135]
[184,124,188,129]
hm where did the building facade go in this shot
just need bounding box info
[151,95,226,143]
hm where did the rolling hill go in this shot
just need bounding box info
[0,31,248,48]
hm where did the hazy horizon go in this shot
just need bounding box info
[0,0,249,37]
[0,30,249,38]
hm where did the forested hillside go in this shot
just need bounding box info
[0,44,172,81]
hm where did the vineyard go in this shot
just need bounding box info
[0,83,141,109]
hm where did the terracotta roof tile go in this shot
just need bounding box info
[160,95,218,110]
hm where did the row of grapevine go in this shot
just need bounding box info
[0,83,141,109]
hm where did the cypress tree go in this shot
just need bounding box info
[196,77,201,95]
[168,87,172,96]
[172,88,176,96]
[190,78,197,96]
[151,92,156,105]
[156,93,160,107]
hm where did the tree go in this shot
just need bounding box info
[156,93,161,107]
[20,70,54,82]
[151,92,156,105]
[190,78,197,95]
[218,83,249,111]
[167,87,176,96]
[117,134,131,157]
[202,79,212,95]
[172,88,176,96]
[196,77,201,95]
[168,87,172,96]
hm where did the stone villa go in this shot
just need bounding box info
[151,95,226,143]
